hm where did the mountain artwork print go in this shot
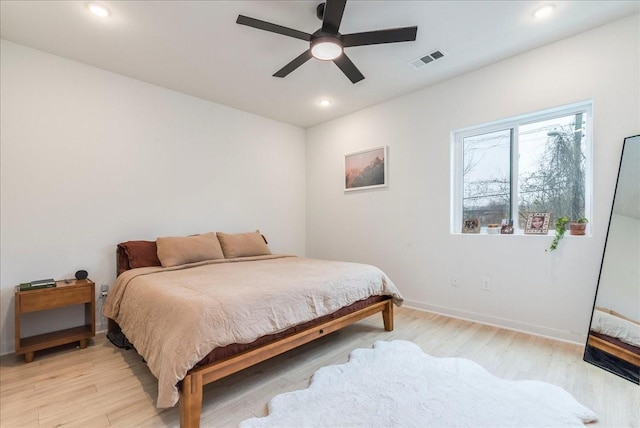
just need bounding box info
[345,146,387,191]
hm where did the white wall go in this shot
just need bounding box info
[306,15,640,343]
[0,40,306,355]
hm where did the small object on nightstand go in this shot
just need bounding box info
[19,279,56,291]
[31,278,56,286]
[75,269,88,280]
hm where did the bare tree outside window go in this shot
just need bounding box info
[518,114,586,228]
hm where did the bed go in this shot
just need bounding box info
[587,308,640,367]
[103,231,403,428]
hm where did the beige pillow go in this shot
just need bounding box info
[156,232,224,267]
[611,310,640,326]
[217,230,271,259]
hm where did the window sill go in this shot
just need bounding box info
[452,229,591,237]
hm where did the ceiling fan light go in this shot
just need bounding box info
[311,41,342,61]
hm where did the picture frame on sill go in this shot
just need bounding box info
[500,219,514,234]
[345,146,387,192]
[524,212,551,234]
[462,218,480,233]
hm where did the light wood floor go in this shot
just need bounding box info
[1,307,638,427]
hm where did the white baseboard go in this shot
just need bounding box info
[0,340,13,357]
[404,300,587,345]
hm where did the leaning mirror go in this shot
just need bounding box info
[583,134,640,384]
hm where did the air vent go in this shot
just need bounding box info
[409,49,445,69]
[419,55,434,64]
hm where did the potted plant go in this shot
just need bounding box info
[548,216,570,251]
[547,216,589,251]
[569,217,589,235]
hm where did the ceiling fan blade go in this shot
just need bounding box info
[342,26,418,47]
[273,50,313,78]
[333,53,364,84]
[322,0,347,33]
[236,15,311,41]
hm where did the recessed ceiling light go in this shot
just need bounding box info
[87,3,110,18]
[534,4,555,19]
[318,99,332,107]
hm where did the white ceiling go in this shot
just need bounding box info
[1,1,638,128]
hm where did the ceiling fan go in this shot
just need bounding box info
[236,0,418,84]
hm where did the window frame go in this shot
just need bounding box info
[451,101,593,235]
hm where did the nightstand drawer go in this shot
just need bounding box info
[19,286,92,313]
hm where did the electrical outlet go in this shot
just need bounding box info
[481,277,491,290]
[451,275,460,287]
[101,283,109,297]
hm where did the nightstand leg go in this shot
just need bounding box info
[24,352,34,363]
[79,339,88,349]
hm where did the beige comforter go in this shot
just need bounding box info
[103,255,403,407]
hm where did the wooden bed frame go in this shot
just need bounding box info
[587,333,640,367]
[111,243,396,427]
[109,298,393,428]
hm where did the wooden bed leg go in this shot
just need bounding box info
[180,373,203,428]
[382,300,394,331]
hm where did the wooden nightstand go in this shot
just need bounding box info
[14,279,96,363]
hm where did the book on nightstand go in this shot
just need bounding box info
[19,279,56,291]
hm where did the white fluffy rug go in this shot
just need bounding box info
[240,340,596,428]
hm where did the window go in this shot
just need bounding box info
[452,101,592,233]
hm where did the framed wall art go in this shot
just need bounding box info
[345,146,387,192]
[524,212,551,234]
